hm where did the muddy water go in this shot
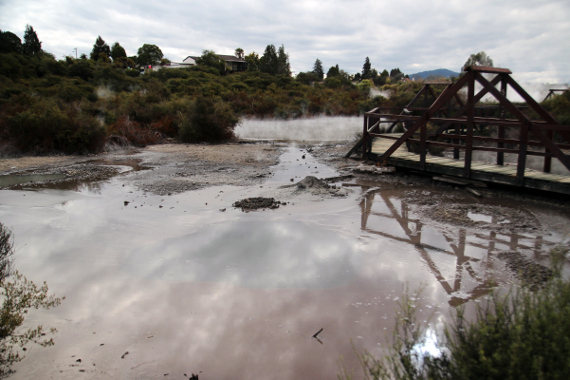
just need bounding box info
[0,147,568,379]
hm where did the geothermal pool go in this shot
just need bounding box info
[1,117,569,379]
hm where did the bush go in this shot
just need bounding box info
[67,60,94,81]
[340,248,570,380]
[0,222,63,377]
[107,115,162,146]
[178,95,237,143]
[0,53,24,78]
[6,97,105,154]
[542,90,570,126]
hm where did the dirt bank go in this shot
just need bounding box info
[0,142,282,195]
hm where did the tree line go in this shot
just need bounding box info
[0,26,567,156]
[0,25,395,155]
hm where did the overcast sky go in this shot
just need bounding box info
[1,0,569,85]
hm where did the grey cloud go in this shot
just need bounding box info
[0,0,568,82]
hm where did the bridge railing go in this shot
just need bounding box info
[361,67,570,182]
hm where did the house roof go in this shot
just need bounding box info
[183,54,246,63]
[216,54,246,63]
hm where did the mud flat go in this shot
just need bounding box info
[1,140,570,379]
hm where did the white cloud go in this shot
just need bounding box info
[0,0,568,83]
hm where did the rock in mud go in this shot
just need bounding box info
[233,197,281,211]
[498,251,553,290]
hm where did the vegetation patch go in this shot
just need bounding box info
[0,222,63,376]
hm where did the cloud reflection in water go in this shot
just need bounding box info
[126,220,357,288]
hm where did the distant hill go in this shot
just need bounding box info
[409,68,460,80]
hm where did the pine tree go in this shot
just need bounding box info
[277,45,291,76]
[90,36,110,61]
[313,59,324,80]
[259,44,278,75]
[362,57,372,80]
[22,25,41,57]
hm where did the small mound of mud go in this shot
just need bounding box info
[233,197,283,212]
[295,176,329,190]
[498,251,553,290]
[279,176,349,198]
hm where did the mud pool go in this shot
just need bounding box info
[1,140,569,379]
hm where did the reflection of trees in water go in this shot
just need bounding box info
[359,190,551,306]
[10,179,105,194]
[0,223,14,280]
[45,179,104,194]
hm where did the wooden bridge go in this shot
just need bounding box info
[347,66,570,195]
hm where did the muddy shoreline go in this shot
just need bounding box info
[2,140,570,379]
[2,140,570,285]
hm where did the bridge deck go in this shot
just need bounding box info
[371,134,570,195]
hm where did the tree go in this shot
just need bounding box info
[90,36,110,61]
[259,44,291,76]
[0,30,22,54]
[390,68,404,81]
[22,25,41,57]
[374,70,388,86]
[234,47,244,59]
[362,57,372,80]
[259,44,278,75]
[110,42,127,61]
[326,64,340,78]
[196,49,226,74]
[277,45,291,76]
[296,71,319,85]
[463,51,493,71]
[136,44,163,67]
[245,51,260,71]
[0,223,63,376]
[313,58,324,80]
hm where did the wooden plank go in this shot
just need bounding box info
[367,136,570,194]
[466,187,482,197]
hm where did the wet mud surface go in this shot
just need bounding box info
[1,139,570,379]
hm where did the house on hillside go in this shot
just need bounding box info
[160,57,196,70]
[174,54,247,72]
[182,56,197,66]
[216,54,248,72]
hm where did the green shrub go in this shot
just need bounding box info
[542,90,570,125]
[0,53,24,78]
[325,77,342,89]
[7,97,105,153]
[178,95,237,143]
[125,68,140,78]
[0,222,63,377]
[67,61,94,81]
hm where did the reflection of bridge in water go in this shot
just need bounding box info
[359,188,553,306]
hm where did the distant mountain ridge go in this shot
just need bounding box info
[409,68,459,80]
